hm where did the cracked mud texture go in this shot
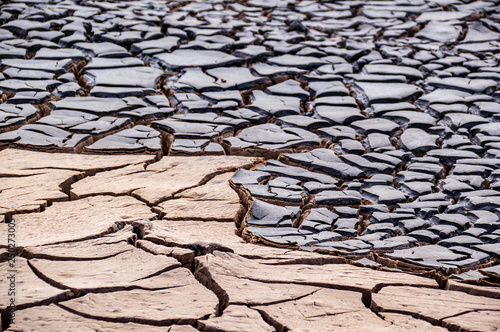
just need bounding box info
[0,0,500,330]
[0,150,498,332]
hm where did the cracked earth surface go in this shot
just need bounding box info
[1,0,500,330]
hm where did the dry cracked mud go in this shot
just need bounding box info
[1,150,499,331]
[1,0,500,330]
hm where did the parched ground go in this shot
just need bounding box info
[0,149,499,331]
[1,0,500,331]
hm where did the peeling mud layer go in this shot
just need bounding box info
[1,0,500,330]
